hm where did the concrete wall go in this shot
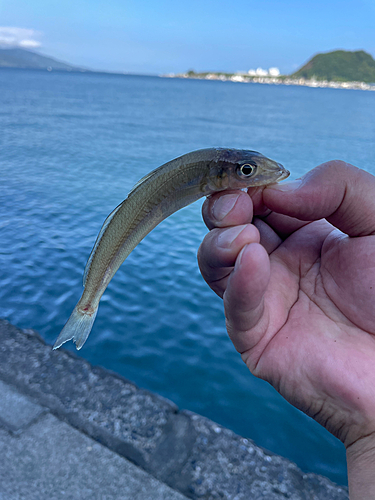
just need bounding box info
[0,319,348,499]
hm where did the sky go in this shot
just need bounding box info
[0,0,374,75]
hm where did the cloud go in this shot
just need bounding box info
[0,27,42,49]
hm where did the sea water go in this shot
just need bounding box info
[1,68,375,485]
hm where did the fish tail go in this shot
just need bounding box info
[53,304,98,350]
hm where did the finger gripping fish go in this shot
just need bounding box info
[53,148,289,350]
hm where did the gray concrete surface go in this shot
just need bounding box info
[0,319,349,499]
[0,382,188,500]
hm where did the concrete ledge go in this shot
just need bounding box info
[0,319,348,499]
[0,385,188,500]
[0,379,47,433]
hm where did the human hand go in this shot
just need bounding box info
[198,161,375,496]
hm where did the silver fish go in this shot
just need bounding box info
[54,148,289,350]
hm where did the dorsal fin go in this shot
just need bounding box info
[82,166,164,286]
[127,166,165,197]
[83,160,183,286]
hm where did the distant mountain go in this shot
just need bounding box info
[291,50,375,83]
[0,47,88,72]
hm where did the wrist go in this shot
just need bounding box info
[346,432,375,499]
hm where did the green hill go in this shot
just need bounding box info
[0,48,87,72]
[291,50,375,83]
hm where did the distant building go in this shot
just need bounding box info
[248,67,281,77]
[269,67,280,77]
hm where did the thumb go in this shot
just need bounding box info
[264,160,375,237]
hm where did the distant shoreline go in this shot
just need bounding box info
[1,65,374,91]
[164,72,375,92]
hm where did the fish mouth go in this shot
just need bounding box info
[276,163,290,182]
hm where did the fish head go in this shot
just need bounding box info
[206,149,289,191]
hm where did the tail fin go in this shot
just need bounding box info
[53,305,98,350]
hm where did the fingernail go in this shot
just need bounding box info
[217,225,245,248]
[236,245,247,267]
[268,179,302,192]
[212,194,240,221]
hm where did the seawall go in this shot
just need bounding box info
[0,319,348,499]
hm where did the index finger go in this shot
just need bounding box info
[202,186,311,242]
[202,190,254,230]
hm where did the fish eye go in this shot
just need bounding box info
[238,163,256,177]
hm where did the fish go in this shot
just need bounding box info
[53,148,289,350]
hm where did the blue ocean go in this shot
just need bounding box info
[1,68,375,485]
